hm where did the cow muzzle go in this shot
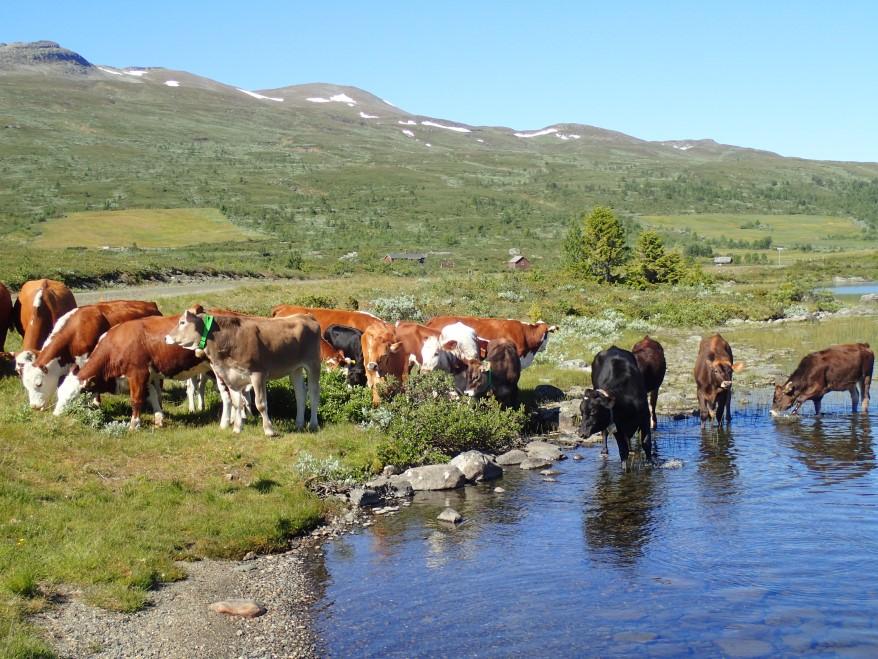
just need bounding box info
[164,335,176,345]
[366,362,378,372]
[720,380,733,390]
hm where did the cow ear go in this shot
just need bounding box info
[783,381,795,394]
[190,304,205,315]
[548,325,558,333]
[389,342,402,353]
[732,362,745,373]
[480,360,492,372]
[83,376,96,389]
[596,389,616,407]
[442,340,458,351]
[40,365,49,374]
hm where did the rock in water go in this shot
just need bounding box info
[209,599,267,618]
[495,449,528,465]
[449,450,503,482]
[519,457,552,470]
[349,487,382,507]
[525,441,565,461]
[494,487,505,493]
[437,508,462,524]
[401,464,466,491]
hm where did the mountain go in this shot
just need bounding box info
[1,40,877,262]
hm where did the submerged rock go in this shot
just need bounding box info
[495,449,528,465]
[401,465,466,491]
[209,599,267,618]
[450,450,503,482]
[519,457,552,470]
[437,508,463,524]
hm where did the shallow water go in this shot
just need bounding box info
[824,282,878,297]
[311,392,878,657]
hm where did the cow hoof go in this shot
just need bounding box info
[264,429,277,438]
[309,423,319,432]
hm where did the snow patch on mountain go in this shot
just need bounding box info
[402,129,415,137]
[124,69,148,77]
[359,111,378,119]
[421,120,471,133]
[514,127,558,138]
[398,120,417,125]
[98,66,122,75]
[306,93,357,106]
[164,80,180,87]
[238,89,284,102]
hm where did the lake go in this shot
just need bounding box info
[311,393,878,657]
[824,282,878,297]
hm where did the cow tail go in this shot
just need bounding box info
[12,298,24,337]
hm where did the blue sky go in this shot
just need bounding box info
[6,1,877,161]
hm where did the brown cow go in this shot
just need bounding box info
[460,339,521,408]
[54,315,210,429]
[18,300,161,409]
[361,323,408,405]
[165,310,321,434]
[0,282,12,353]
[13,279,77,354]
[772,343,874,416]
[425,315,556,369]
[632,335,666,429]
[694,334,744,426]
[271,304,387,334]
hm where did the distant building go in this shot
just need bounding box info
[713,256,733,266]
[507,255,531,270]
[383,252,426,264]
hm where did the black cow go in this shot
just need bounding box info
[324,324,367,387]
[579,346,653,463]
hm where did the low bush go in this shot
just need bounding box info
[368,294,425,322]
[376,370,526,468]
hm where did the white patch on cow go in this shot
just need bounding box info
[43,307,78,349]
[402,129,415,137]
[33,289,44,309]
[95,331,109,346]
[398,119,417,125]
[421,120,471,133]
[238,89,284,102]
[359,111,378,119]
[54,375,83,416]
[164,80,180,87]
[306,93,356,105]
[22,357,68,409]
[98,66,123,75]
[420,336,441,371]
[438,322,480,361]
[514,127,558,138]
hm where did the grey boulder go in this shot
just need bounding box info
[525,441,565,462]
[401,464,466,491]
[495,449,528,466]
[449,450,503,482]
[519,457,552,470]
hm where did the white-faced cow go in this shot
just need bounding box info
[425,315,556,369]
[694,334,744,426]
[165,310,321,434]
[54,315,210,429]
[18,300,161,409]
[772,343,873,416]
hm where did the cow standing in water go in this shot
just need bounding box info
[772,343,873,416]
[694,334,744,426]
[579,346,653,463]
[632,335,666,430]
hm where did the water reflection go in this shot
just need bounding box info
[697,426,740,503]
[583,463,661,567]
[774,415,875,485]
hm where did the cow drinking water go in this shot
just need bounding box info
[694,334,744,426]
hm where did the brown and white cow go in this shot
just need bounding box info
[0,282,12,353]
[13,279,77,355]
[395,321,482,369]
[361,323,409,405]
[771,343,874,416]
[272,304,387,334]
[18,300,161,409]
[425,315,557,369]
[165,310,321,434]
[54,315,210,429]
[632,335,666,430]
[694,333,744,426]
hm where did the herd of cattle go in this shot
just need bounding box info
[0,278,874,463]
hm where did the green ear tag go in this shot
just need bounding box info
[198,315,214,350]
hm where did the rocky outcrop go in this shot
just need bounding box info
[0,41,93,74]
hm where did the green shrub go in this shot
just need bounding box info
[264,368,372,425]
[295,294,336,308]
[368,294,425,322]
[376,371,526,468]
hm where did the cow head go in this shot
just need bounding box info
[164,310,204,351]
[53,367,85,416]
[579,388,616,438]
[462,360,492,398]
[361,325,406,404]
[771,380,798,416]
[704,354,744,390]
[20,355,69,410]
[14,349,37,377]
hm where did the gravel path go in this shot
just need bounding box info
[35,541,328,658]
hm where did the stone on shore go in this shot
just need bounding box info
[449,450,503,482]
[401,465,466,491]
[349,487,382,507]
[558,399,582,434]
[495,449,528,466]
[208,599,267,618]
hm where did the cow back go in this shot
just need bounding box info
[632,335,666,392]
[790,343,875,390]
[272,304,386,334]
[93,300,161,326]
[426,315,549,357]
[209,314,321,374]
[15,279,77,351]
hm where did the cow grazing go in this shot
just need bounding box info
[54,315,210,429]
[324,324,367,386]
[395,321,482,370]
[579,346,653,463]
[632,335,666,429]
[425,315,556,368]
[13,279,77,355]
[165,310,321,434]
[694,334,744,426]
[459,339,521,408]
[0,282,11,352]
[772,343,874,416]
[18,300,161,409]
[272,304,387,334]
[361,323,408,405]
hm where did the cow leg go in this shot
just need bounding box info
[648,389,658,430]
[186,378,197,413]
[724,387,732,424]
[216,377,232,429]
[291,369,306,430]
[813,396,823,416]
[230,389,246,433]
[641,428,654,459]
[601,430,609,458]
[307,364,320,431]
[615,432,630,463]
[127,371,150,431]
[697,391,709,426]
[250,373,275,437]
[148,374,164,427]
[849,385,860,413]
[861,375,871,412]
